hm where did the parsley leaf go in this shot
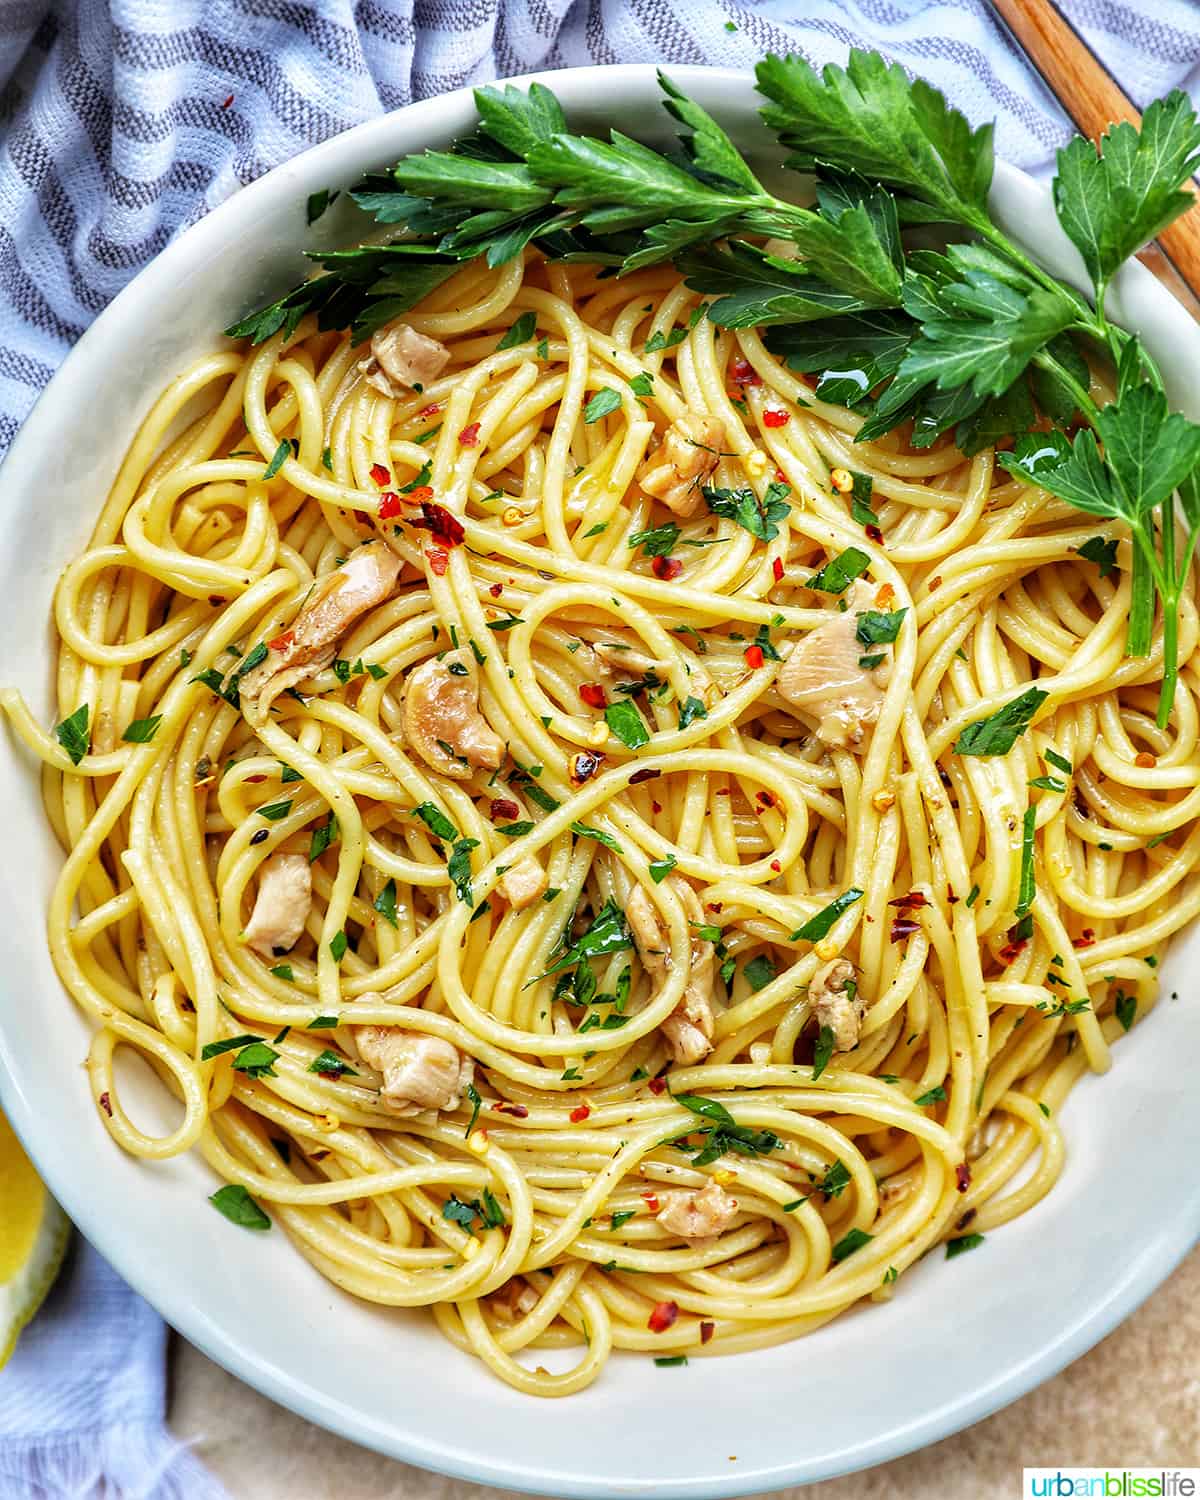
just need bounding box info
[498,310,537,348]
[811,1024,835,1081]
[571,821,622,852]
[309,1048,357,1078]
[1077,535,1118,577]
[855,607,906,645]
[605,699,650,749]
[54,704,90,766]
[756,49,995,227]
[209,1184,271,1231]
[702,480,792,541]
[374,878,398,928]
[790,887,864,942]
[309,813,339,862]
[1053,93,1200,306]
[743,954,776,991]
[584,387,622,423]
[954,687,1047,757]
[677,695,707,729]
[121,715,162,744]
[805,546,870,594]
[629,522,680,558]
[414,801,459,842]
[831,1226,874,1262]
[542,898,631,977]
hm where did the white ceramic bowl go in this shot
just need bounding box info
[2,65,1198,1496]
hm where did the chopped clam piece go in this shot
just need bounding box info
[401,648,504,780]
[243,853,312,958]
[590,641,671,677]
[355,1019,473,1115]
[656,1180,739,1240]
[636,411,725,518]
[810,957,865,1053]
[496,855,548,910]
[490,1278,539,1321]
[358,322,450,398]
[239,542,402,713]
[777,581,890,750]
[627,879,716,1064]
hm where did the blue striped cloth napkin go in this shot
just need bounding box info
[1,2,1198,1495]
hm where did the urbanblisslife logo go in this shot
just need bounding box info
[1024,1472,1200,1497]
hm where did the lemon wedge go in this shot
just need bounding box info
[0,1107,70,1369]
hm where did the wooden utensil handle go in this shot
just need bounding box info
[990,0,1200,299]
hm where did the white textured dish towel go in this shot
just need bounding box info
[1,2,1199,1497]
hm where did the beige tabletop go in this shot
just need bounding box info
[170,1245,1200,1500]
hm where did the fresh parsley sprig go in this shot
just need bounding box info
[223,58,1200,725]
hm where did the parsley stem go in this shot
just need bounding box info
[1033,348,1099,425]
[1127,544,1156,659]
[1158,496,1178,727]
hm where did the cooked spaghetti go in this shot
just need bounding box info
[5,247,1197,1395]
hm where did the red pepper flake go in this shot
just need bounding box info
[744,644,765,669]
[369,463,391,487]
[413,500,465,547]
[491,797,520,821]
[268,630,294,652]
[488,582,503,598]
[570,1104,591,1123]
[770,859,782,873]
[629,767,662,785]
[579,682,608,709]
[706,902,723,913]
[774,468,787,482]
[956,1162,971,1193]
[419,403,442,418]
[648,1300,679,1333]
[208,595,226,607]
[1073,927,1096,949]
[493,1102,529,1118]
[762,407,789,428]
[98,1091,112,1117]
[890,917,921,942]
[756,790,777,809]
[888,890,928,909]
[221,93,234,109]
[652,555,683,581]
[570,751,603,786]
[377,491,403,520]
[729,355,762,388]
[426,547,449,576]
[700,1320,715,1344]
[947,885,959,905]
[641,1190,660,1212]
[866,524,884,544]
[648,1077,668,1096]
[772,557,784,582]
[458,422,481,447]
[245,774,267,784]
[999,938,1029,963]
[651,800,663,814]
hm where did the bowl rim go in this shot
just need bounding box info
[3,60,1199,1496]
